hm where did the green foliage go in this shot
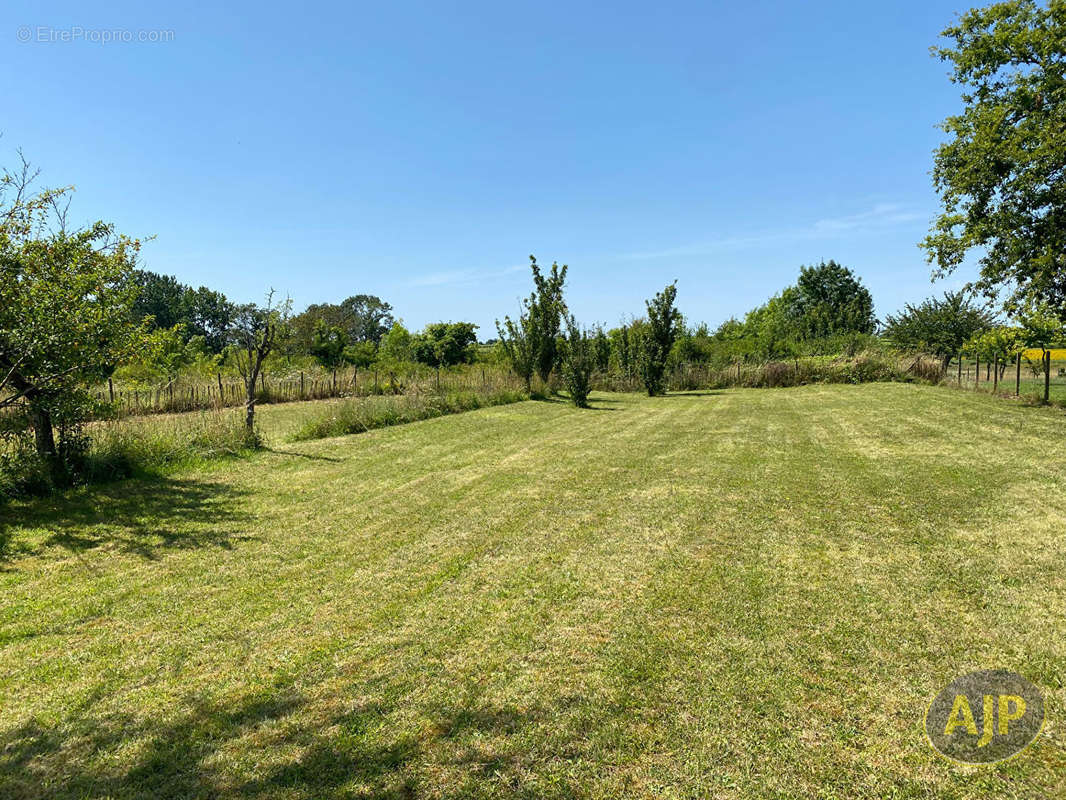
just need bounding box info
[608,324,635,377]
[286,294,395,354]
[638,282,682,396]
[290,387,527,441]
[130,270,234,352]
[924,1,1066,316]
[592,326,611,372]
[789,260,877,337]
[561,314,593,408]
[343,340,377,369]
[1016,303,1064,351]
[228,293,291,431]
[964,325,1023,361]
[309,319,348,370]
[526,255,568,383]
[378,321,414,366]
[412,322,479,367]
[495,312,536,391]
[0,157,147,482]
[882,291,996,365]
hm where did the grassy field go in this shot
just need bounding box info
[1,384,1064,798]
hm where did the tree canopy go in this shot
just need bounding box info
[882,291,997,365]
[924,1,1066,315]
[0,157,145,478]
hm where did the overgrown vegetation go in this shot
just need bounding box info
[1,409,258,501]
[290,386,527,441]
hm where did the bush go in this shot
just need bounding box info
[561,315,593,408]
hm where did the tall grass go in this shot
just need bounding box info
[93,362,518,417]
[88,410,261,476]
[290,388,527,442]
[594,351,945,392]
[1,410,259,501]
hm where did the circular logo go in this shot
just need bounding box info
[925,669,1044,764]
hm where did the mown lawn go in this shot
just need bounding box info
[1,384,1064,799]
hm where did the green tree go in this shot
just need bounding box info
[309,319,348,370]
[129,271,233,352]
[0,157,146,481]
[339,295,395,344]
[924,2,1066,317]
[130,270,188,329]
[378,321,415,366]
[560,314,593,408]
[412,322,479,367]
[527,255,568,384]
[139,324,198,381]
[882,291,996,367]
[495,312,536,392]
[788,260,876,337]
[608,324,634,377]
[592,325,611,372]
[742,292,798,360]
[638,282,682,396]
[185,286,233,352]
[286,295,394,355]
[1017,303,1064,403]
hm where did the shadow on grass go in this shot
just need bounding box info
[0,686,604,799]
[663,390,722,398]
[0,689,418,800]
[0,475,255,563]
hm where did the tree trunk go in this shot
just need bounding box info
[29,404,56,461]
[28,403,64,484]
[245,374,257,432]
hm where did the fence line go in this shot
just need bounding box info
[96,366,517,417]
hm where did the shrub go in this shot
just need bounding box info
[561,315,593,408]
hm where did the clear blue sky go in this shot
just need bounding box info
[5,0,978,335]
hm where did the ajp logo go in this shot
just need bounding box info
[925,669,1044,764]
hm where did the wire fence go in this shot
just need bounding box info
[94,365,521,417]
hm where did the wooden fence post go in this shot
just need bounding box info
[975,354,980,390]
[957,355,962,387]
[108,377,115,403]
[1016,355,1021,396]
[300,371,305,398]
[1044,350,1051,404]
